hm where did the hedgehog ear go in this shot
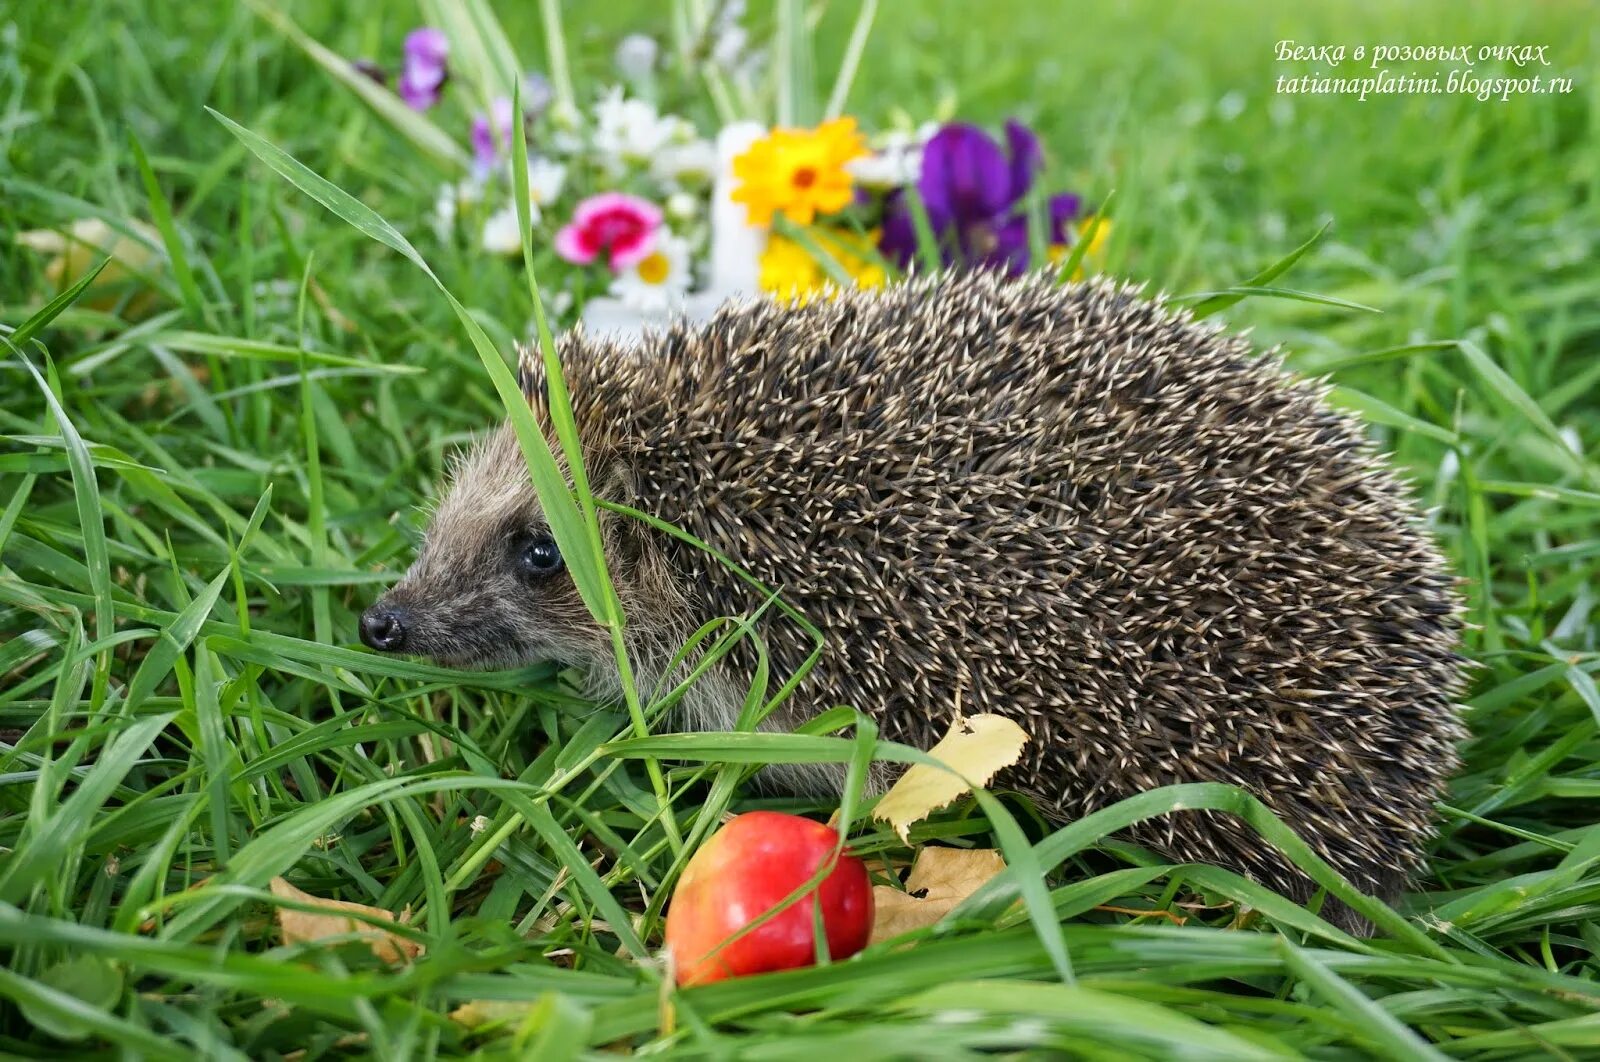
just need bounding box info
[595,460,638,507]
[596,462,648,565]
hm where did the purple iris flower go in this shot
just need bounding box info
[880,120,1080,275]
[469,77,552,178]
[397,27,449,111]
[470,96,517,177]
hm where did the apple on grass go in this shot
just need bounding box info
[664,811,874,986]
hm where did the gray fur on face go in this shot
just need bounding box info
[375,427,605,671]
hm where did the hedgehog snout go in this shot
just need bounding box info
[359,603,410,652]
[359,567,583,670]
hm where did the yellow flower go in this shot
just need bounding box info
[759,228,885,306]
[1080,216,1112,257]
[1047,216,1113,280]
[759,236,820,304]
[731,117,867,227]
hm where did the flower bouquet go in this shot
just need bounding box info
[260,0,1108,339]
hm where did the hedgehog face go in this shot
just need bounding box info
[360,424,622,675]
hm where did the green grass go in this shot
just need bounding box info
[3,0,1600,1057]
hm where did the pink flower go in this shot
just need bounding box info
[555,193,663,271]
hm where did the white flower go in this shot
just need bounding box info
[614,34,658,82]
[592,86,678,173]
[847,124,939,189]
[458,177,487,206]
[477,158,565,255]
[711,0,750,68]
[546,99,585,156]
[432,178,487,240]
[708,2,766,85]
[521,156,568,214]
[608,230,692,314]
[848,147,919,189]
[713,23,749,69]
[666,191,700,221]
[480,206,524,256]
[653,137,718,184]
[433,184,458,237]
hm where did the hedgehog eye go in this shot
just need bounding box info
[516,534,564,578]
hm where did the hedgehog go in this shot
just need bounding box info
[361,271,1466,932]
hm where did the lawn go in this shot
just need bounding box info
[3,0,1599,1057]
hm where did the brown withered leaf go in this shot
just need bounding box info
[270,877,421,965]
[869,847,1008,944]
[873,714,1029,843]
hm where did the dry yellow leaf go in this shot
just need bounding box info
[869,847,1007,944]
[872,714,1029,843]
[270,877,421,965]
[16,217,165,317]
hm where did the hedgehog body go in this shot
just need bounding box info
[367,273,1466,930]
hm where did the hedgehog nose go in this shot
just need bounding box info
[360,606,409,652]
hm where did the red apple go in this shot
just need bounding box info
[663,811,873,986]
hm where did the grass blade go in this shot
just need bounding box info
[128,130,205,322]
[0,966,180,1060]
[899,183,943,276]
[0,712,178,904]
[8,257,110,348]
[122,566,230,714]
[1457,338,1594,484]
[511,81,681,851]
[1328,385,1459,445]
[823,0,878,119]
[899,981,1284,1061]
[970,789,1074,983]
[1177,285,1378,314]
[16,354,115,683]
[538,0,576,117]
[1281,942,1449,1060]
[1054,189,1115,284]
[1187,221,1330,318]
